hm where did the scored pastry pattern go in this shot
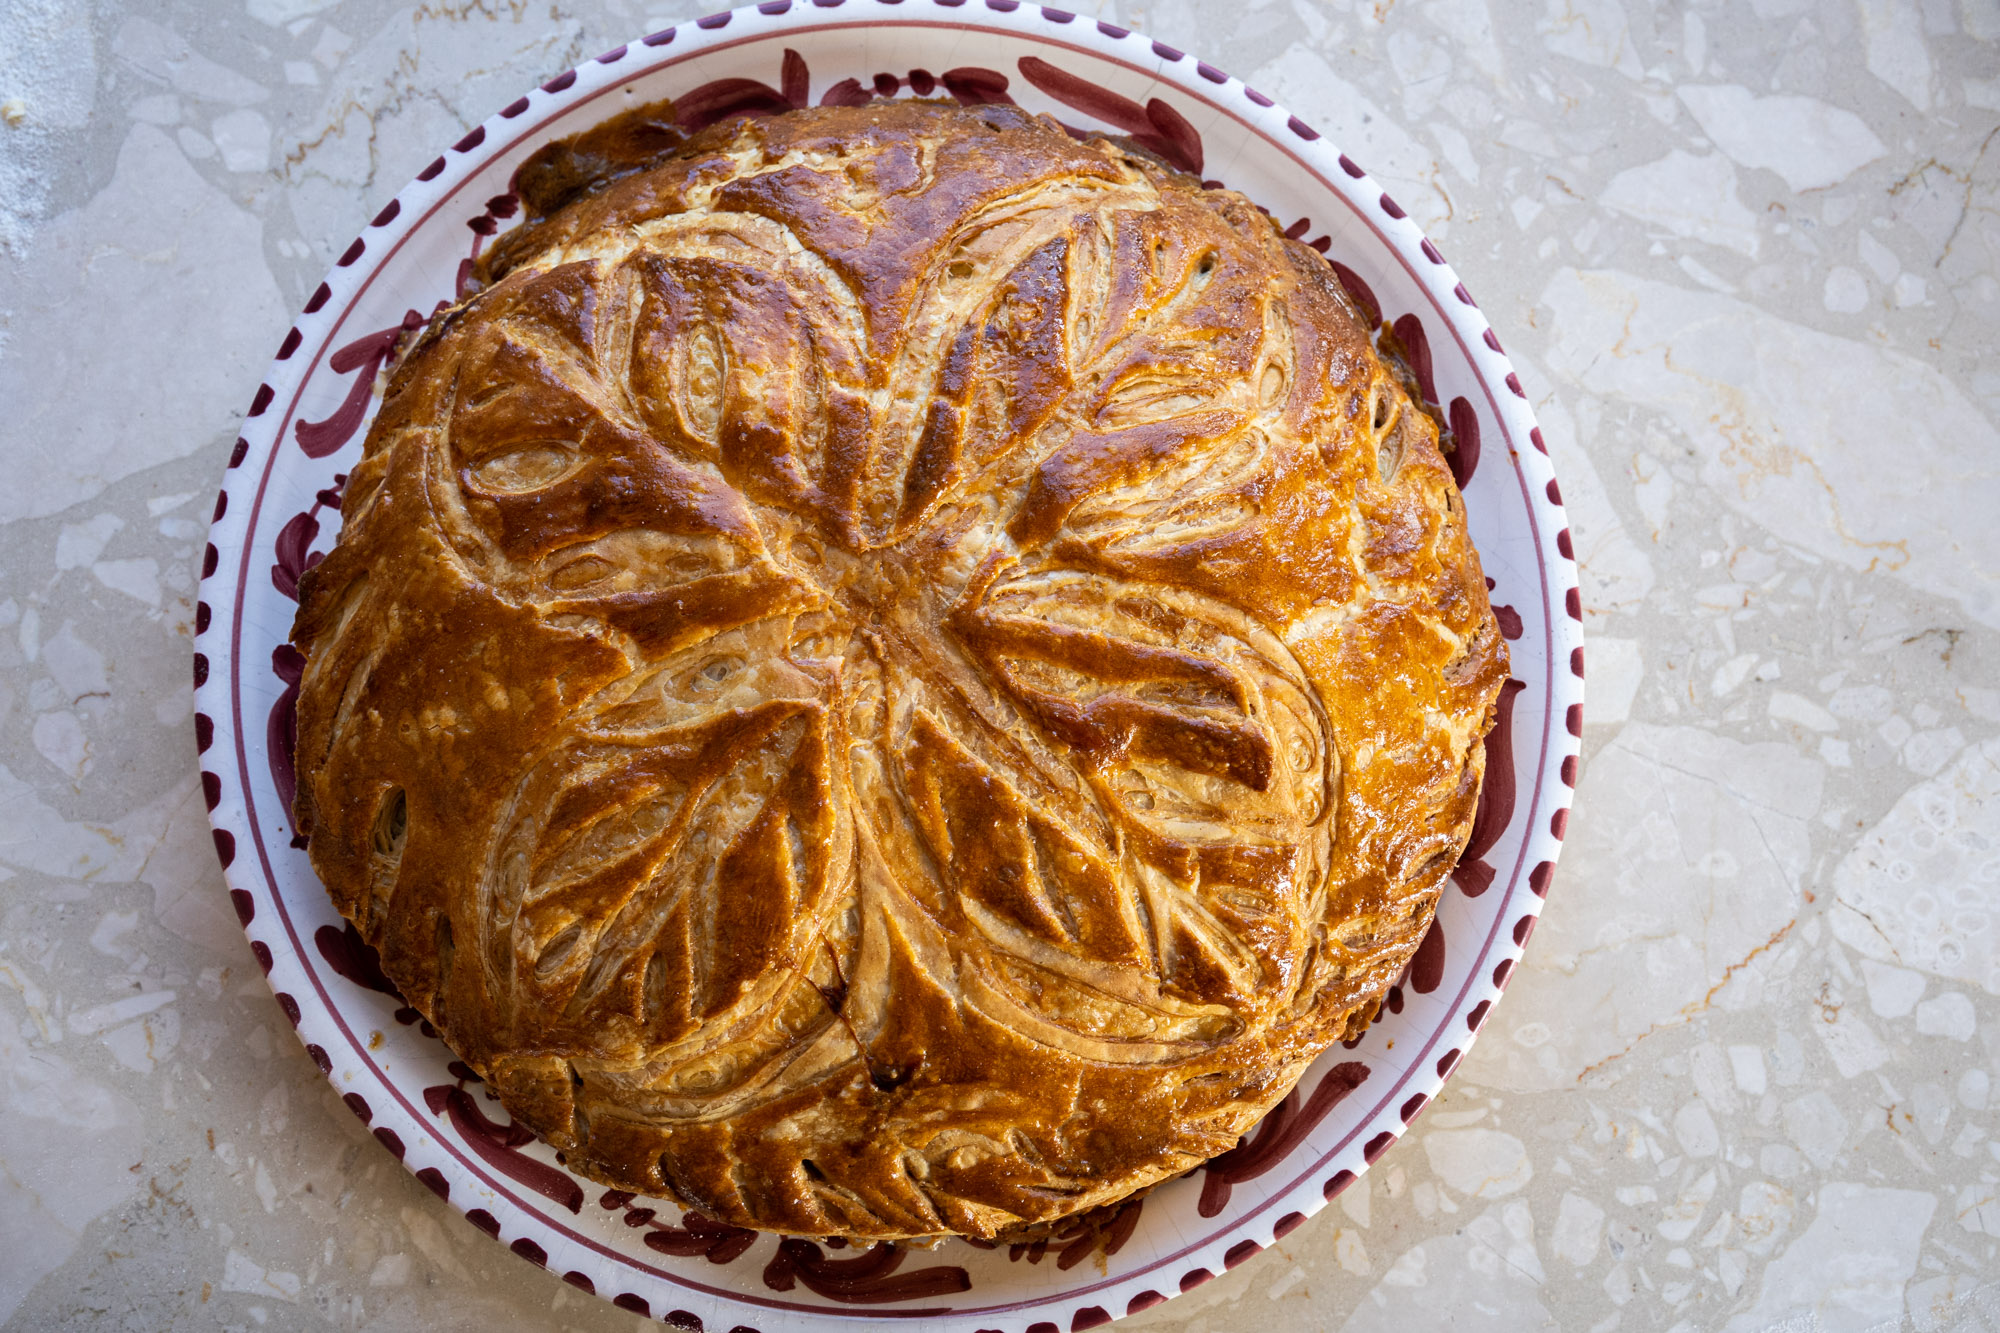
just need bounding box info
[285,95,1507,1243]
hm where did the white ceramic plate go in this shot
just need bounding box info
[194,6,1584,1328]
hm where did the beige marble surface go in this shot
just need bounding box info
[2,0,1998,1328]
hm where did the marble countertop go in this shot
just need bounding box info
[2,0,1997,1328]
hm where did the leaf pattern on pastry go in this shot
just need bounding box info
[290,101,1507,1241]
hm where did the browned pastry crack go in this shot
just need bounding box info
[292,100,1508,1241]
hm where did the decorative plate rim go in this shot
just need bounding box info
[192,5,1585,1329]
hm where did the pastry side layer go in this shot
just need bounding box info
[292,101,1508,1240]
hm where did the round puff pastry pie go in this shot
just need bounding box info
[292,99,1508,1242]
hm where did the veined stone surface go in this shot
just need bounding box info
[0,0,1995,1328]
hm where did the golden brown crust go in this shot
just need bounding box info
[292,100,1507,1241]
